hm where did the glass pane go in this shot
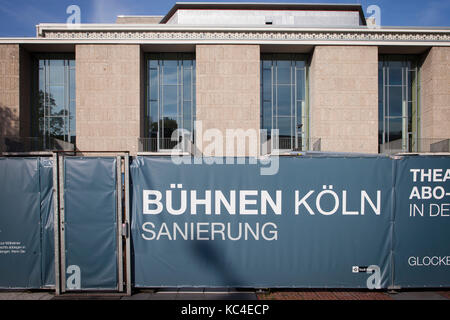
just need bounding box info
[69,69,75,95]
[276,68,291,85]
[378,100,384,123]
[182,59,193,67]
[39,65,45,91]
[262,101,272,131]
[296,69,305,101]
[387,60,403,69]
[296,102,303,128]
[69,114,76,141]
[183,101,192,133]
[149,100,158,136]
[388,86,403,117]
[149,69,159,99]
[295,60,305,68]
[69,100,75,118]
[192,83,196,111]
[161,119,178,142]
[163,57,178,68]
[163,67,178,85]
[48,117,65,138]
[408,70,415,101]
[37,90,45,118]
[277,117,292,137]
[38,116,45,137]
[387,118,402,145]
[276,60,291,68]
[276,85,292,116]
[378,116,383,145]
[263,69,272,101]
[262,60,272,69]
[378,67,383,103]
[49,60,64,84]
[183,68,191,101]
[149,58,159,68]
[389,68,402,86]
[162,85,178,119]
[49,85,65,116]
[408,102,413,132]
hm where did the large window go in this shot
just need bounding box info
[261,54,309,152]
[32,55,76,149]
[145,53,195,152]
[379,55,420,153]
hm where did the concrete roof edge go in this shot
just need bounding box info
[159,2,367,25]
[34,23,450,33]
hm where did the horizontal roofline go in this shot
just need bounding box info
[116,15,164,18]
[159,2,367,24]
[34,23,450,34]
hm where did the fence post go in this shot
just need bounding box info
[52,153,61,295]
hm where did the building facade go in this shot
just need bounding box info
[0,2,449,156]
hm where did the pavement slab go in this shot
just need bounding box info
[0,289,449,300]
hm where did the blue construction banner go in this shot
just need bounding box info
[1,155,449,289]
[0,157,54,289]
[130,156,393,288]
[63,157,118,290]
[393,156,450,287]
[40,158,55,287]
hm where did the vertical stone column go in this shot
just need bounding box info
[19,47,31,138]
[196,45,260,156]
[310,46,378,153]
[421,47,450,149]
[76,45,141,154]
[0,44,20,137]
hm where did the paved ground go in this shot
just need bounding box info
[0,289,449,300]
[257,289,450,300]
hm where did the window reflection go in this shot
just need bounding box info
[261,54,308,151]
[33,56,76,148]
[146,53,195,151]
[379,55,419,153]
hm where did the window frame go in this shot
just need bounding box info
[31,53,76,149]
[378,54,420,154]
[145,53,196,152]
[260,53,310,153]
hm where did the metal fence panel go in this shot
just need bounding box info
[130,157,393,288]
[393,156,450,287]
[2,155,449,290]
[63,157,118,290]
[40,158,55,287]
[0,158,42,288]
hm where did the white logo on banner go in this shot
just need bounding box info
[352,265,381,289]
[66,265,81,290]
[366,265,381,289]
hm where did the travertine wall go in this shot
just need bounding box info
[19,47,31,137]
[0,44,20,136]
[196,45,260,156]
[310,46,378,153]
[76,45,141,154]
[421,47,450,142]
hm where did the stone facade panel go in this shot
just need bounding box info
[75,44,141,154]
[310,46,379,153]
[196,44,260,156]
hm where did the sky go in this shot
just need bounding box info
[0,0,449,37]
